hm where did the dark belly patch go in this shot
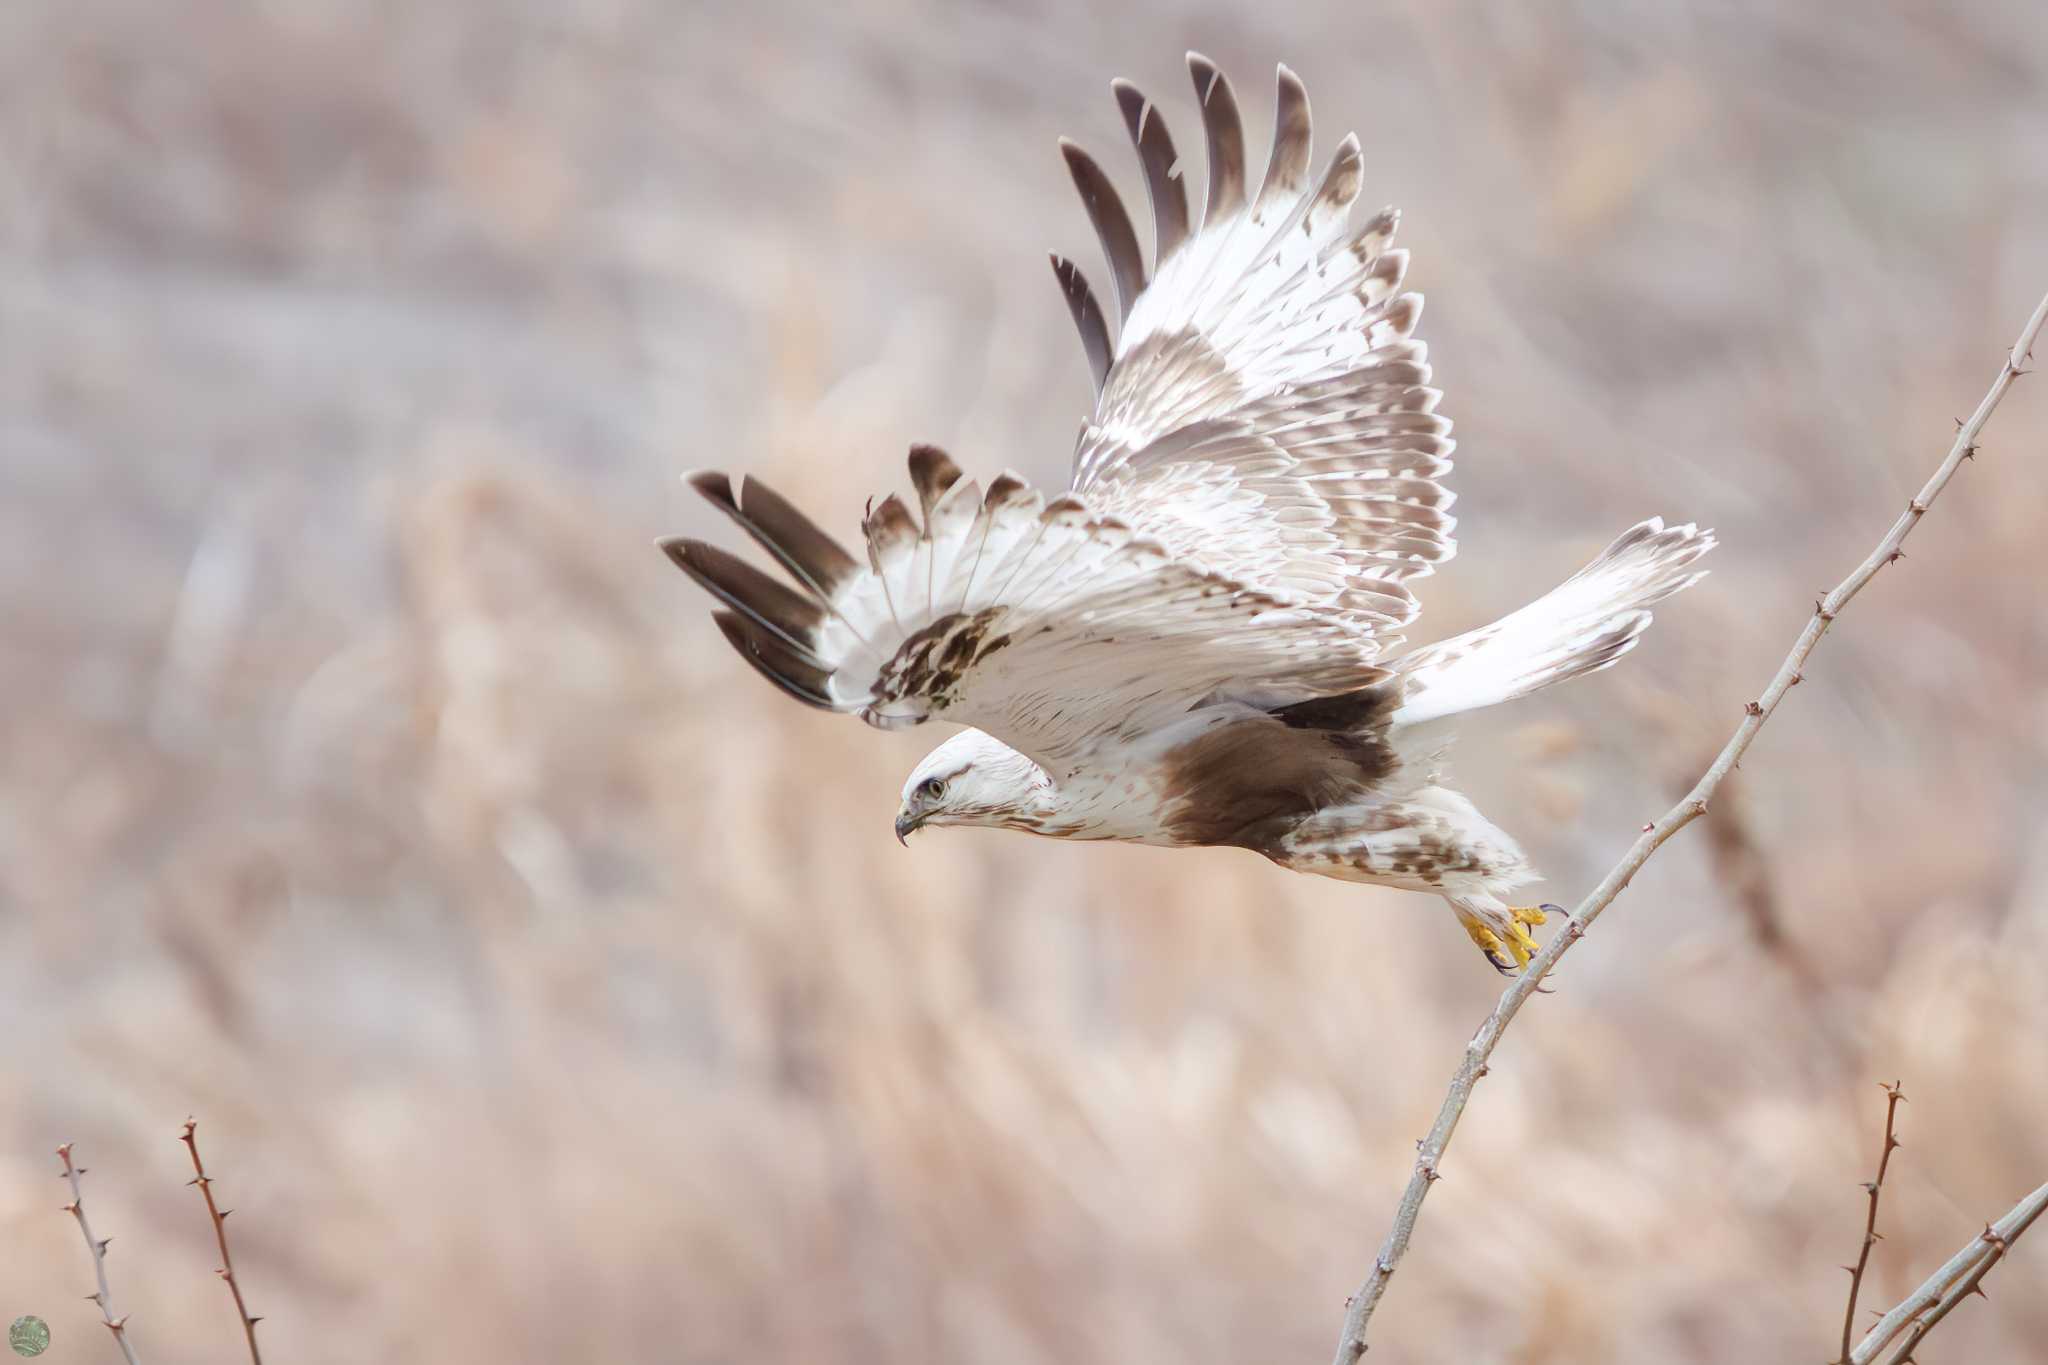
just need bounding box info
[1158,703,1397,851]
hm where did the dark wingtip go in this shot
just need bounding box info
[686,470,736,510]
[720,474,862,599]
[660,536,828,664]
[1256,62,1313,212]
[1188,54,1246,223]
[907,444,963,526]
[1111,74,1190,266]
[1111,77,1145,133]
[1049,254,1113,394]
[710,610,839,711]
[1059,138,1146,325]
[984,470,1029,505]
[656,534,697,572]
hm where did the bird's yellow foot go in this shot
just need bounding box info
[1462,905,1559,975]
[1507,904,1548,965]
[1462,919,1516,974]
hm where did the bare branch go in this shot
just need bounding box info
[58,1143,143,1365]
[1330,288,2048,1364]
[1838,1082,1906,1363]
[179,1119,265,1365]
[1853,1180,2048,1364]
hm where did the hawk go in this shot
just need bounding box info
[664,55,1713,972]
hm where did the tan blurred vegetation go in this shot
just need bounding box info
[4,1,2048,1361]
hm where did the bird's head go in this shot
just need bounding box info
[895,729,1050,843]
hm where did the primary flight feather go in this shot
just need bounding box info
[664,55,1714,971]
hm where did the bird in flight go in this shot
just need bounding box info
[664,55,1713,972]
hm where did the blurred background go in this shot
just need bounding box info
[4,1,2047,1360]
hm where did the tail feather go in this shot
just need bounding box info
[1389,518,1714,727]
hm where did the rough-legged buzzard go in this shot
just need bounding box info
[664,56,1713,971]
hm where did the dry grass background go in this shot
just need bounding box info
[3,1,2047,1361]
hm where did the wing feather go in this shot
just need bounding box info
[1112,79,1190,266]
[711,610,837,709]
[661,540,828,667]
[687,472,862,604]
[1253,65,1313,217]
[1053,58,1458,631]
[671,57,1483,765]
[1050,254,1114,394]
[673,451,1389,767]
[1188,53,1246,222]
[1059,140,1146,328]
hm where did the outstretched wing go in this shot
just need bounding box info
[1050,56,1456,641]
[665,446,1388,771]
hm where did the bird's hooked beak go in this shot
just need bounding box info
[894,808,923,846]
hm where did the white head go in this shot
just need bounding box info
[894,729,1053,843]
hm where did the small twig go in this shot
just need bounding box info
[1329,288,2048,1364]
[1851,1179,2048,1364]
[1838,1081,1906,1362]
[179,1119,264,1365]
[58,1143,143,1365]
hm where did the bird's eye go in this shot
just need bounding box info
[920,778,946,801]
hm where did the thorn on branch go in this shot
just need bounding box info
[57,1143,140,1365]
[1908,499,1928,515]
[1838,1080,1908,1363]
[180,1118,265,1364]
[1744,700,1763,716]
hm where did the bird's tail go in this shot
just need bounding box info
[1388,518,1715,728]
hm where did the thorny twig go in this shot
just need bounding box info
[1330,288,2048,1364]
[58,1143,143,1365]
[1854,1180,2048,1364]
[180,1118,264,1364]
[1838,1082,1906,1362]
